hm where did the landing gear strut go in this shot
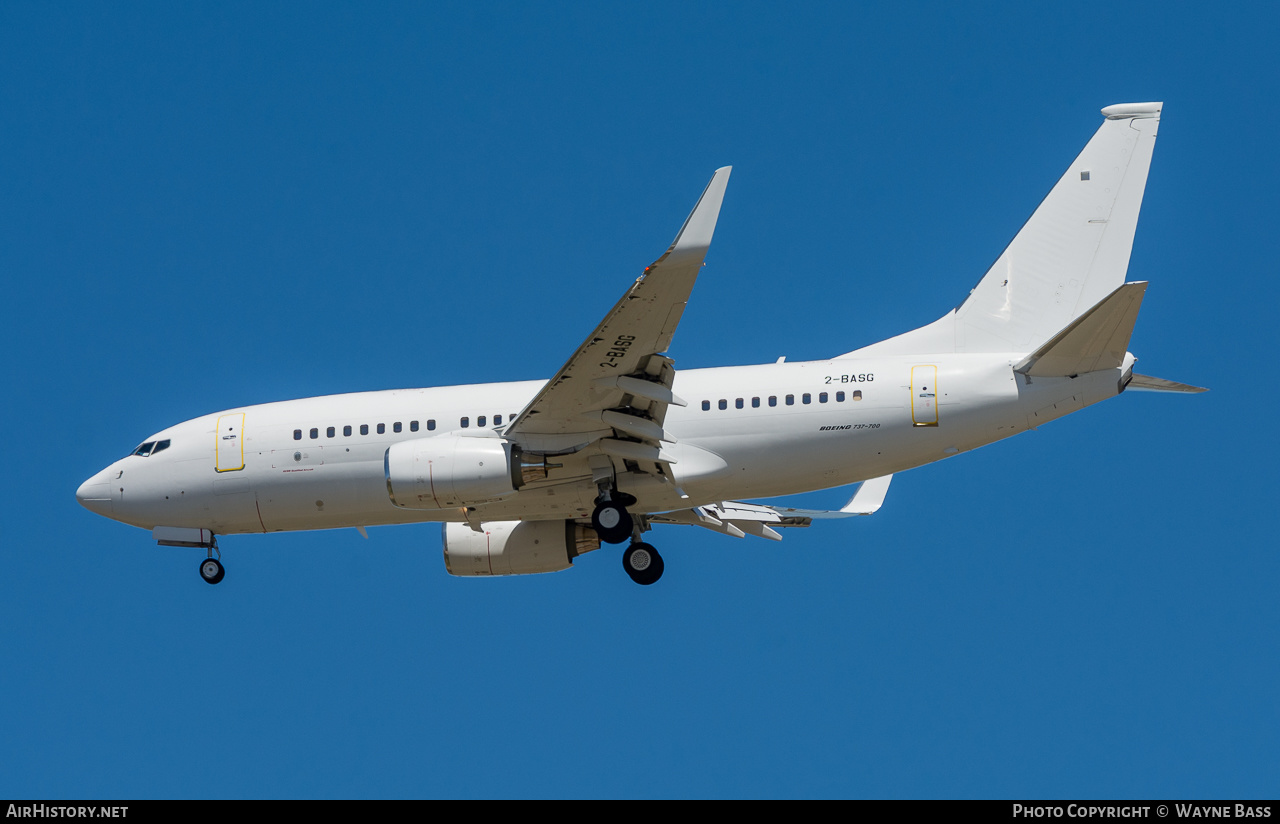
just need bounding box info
[623,542,664,586]
[199,540,224,585]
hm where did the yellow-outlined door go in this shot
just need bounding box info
[216,413,246,472]
[911,365,938,427]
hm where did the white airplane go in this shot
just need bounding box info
[77,102,1203,586]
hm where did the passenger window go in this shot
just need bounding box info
[819,392,828,403]
[294,429,302,440]
[343,425,352,437]
[803,393,811,404]
[478,416,487,427]
[460,417,470,428]
[702,400,710,411]
[735,398,743,409]
[410,420,419,432]
[326,426,335,438]
[786,395,794,406]
[494,415,502,426]
[427,419,436,431]
[718,399,727,410]
[310,428,319,439]
[752,397,760,408]
[377,423,385,434]
[852,390,863,401]
[360,424,369,435]
[836,391,845,402]
[769,396,777,407]
[393,422,402,433]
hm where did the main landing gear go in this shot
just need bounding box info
[591,492,636,545]
[199,540,224,585]
[591,490,664,585]
[622,541,664,586]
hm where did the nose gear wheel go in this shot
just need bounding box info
[199,557,225,585]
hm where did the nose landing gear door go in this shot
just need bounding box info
[216,413,246,472]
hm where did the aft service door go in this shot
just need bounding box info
[911,365,938,427]
[215,413,246,472]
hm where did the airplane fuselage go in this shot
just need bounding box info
[75,103,1185,586]
[77,352,1131,536]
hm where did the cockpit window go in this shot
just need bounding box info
[130,439,171,458]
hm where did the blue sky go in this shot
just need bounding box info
[2,2,1276,798]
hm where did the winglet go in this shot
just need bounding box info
[840,475,893,515]
[652,166,732,270]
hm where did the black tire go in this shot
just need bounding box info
[199,557,225,585]
[623,542,664,586]
[591,501,633,545]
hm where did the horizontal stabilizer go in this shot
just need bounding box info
[1127,373,1208,393]
[1015,282,1146,377]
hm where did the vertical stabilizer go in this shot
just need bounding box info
[843,102,1162,358]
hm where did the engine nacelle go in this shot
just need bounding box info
[442,520,601,576]
[385,434,516,509]
[385,434,561,509]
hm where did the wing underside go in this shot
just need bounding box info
[502,168,733,488]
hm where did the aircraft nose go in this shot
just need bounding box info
[76,470,114,517]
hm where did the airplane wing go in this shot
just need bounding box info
[649,475,894,539]
[503,167,732,463]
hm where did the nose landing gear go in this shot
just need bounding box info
[199,557,225,585]
[199,539,224,585]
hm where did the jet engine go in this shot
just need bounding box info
[442,520,601,576]
[384,434,557,509]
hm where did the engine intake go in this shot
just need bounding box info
[443,520,601,576]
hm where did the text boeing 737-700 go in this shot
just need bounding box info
[77,102,1203,586]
